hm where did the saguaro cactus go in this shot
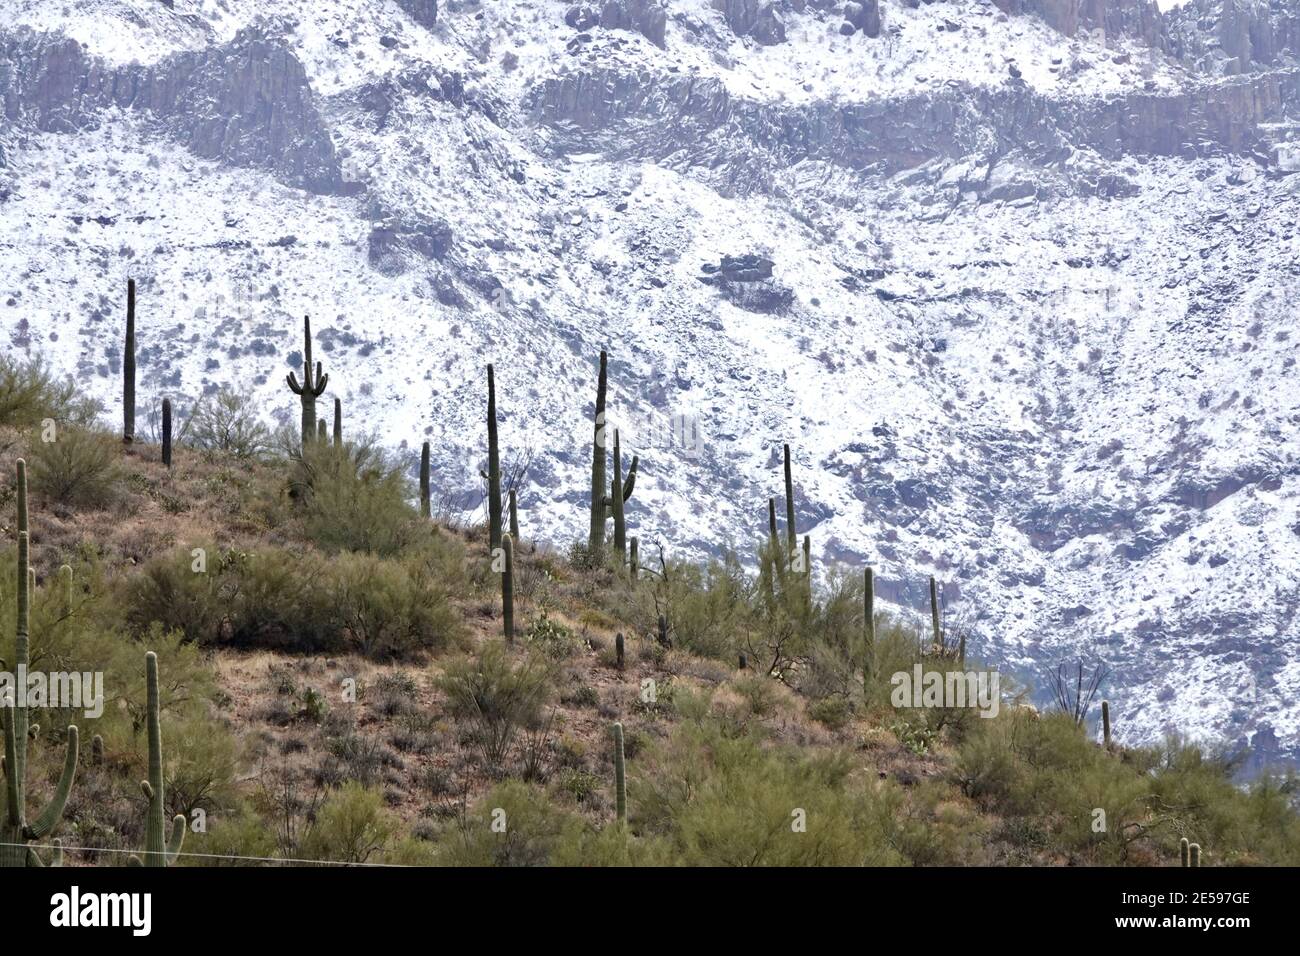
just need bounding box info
[2,460,79,867]
[588,350,608,559]
[129,652,186,867]
[611,429,626,565]
[864,566,876,683]
[783,443,796,569]
[1189,843,1201,867]
[487,364,503,553]
[161,398,172,468]
[929,576,942,653]
[333,397,343,446]
[1101,700,1112,749]
[612,722,627,826]
[501,532,515,643]
[615,633,625,671]
[317,420,328,442]
[124,278,136,443]
[629,537,639,580]
[286,316,329,445]
[420,441,431,518]
[1180,837,1190,867]
[509,487,520,541]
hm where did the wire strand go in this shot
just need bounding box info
[2,841,411,867]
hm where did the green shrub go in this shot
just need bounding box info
[186,388,272,460]
[328,551,465,659]
[436,643,552,771]
[295,440,415,555]
[300,782,397,865]
[27,425,120,508]
[0,352,100,430]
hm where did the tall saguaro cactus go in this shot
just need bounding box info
[509,488,520,541]
[2,460,79,867]
[286,316,329,445]
[611,429,626,565]
[333,397,343,446]
[161,398,173,468]
[487,365,503,553]
[629,537,639,580]
[501,532,515,644]
[1101,700,1112,749]
[864,566,876,684]
[588,350,608,560]
[420,441,431,518]
[124,278,137,443]
[130,652,185,868]
[929,576,942,653]
[783,443,796,569]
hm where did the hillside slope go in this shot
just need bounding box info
[0,0,1297,770]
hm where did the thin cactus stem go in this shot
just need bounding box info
[420,441,431,519]
[487,364,502,554]
[615,632,625,671]
[612,722,627,826]
[333,397,342,446]
[629,537,639,580]
[124,278,136,443]
[1180,837,1190,867]
[611,428,627,566]
[509,487,520,541]
[1189,843,1201,867]
[865,566,875,685]
[588,350,608,560]
[783,443,796,570]
[1102,700,1112,749]
[501,532,515,644]
[161,397,172,468]
[929,576,942,653]
[317,419,328,442]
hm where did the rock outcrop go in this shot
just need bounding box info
[714,0,787,46]
[1168,0,1300,75]
[396,0,439,30]
[598,0,668,48]
[0,27,349,194]
[992,0,1168,50]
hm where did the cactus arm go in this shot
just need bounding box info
[286,372,304,394]
[26,847,44,867]
[166,815,186,864]
[25,726,77,840]
[622,456,638,501]
[313,366,329,396]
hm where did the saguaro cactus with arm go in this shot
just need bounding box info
[1,460,79,867]
[286,316,329,445]
[130,652,185,867]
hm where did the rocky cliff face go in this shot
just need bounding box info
[1,0,1298,772]
[0,26,348,194]
[1169,0,1300,74]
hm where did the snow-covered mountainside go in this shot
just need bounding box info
[1,0,1298,770]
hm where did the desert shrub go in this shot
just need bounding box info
[632,721,906,865]
[325,551,465,659]
[27,425,120,508]
[433,780,657,866]
[807,695,853,731]
[186,387,272,459]
[523,611,575,660]
[436,643,552,771]
[299,782,397,865]
[187,803,278,866]
[295,440,414,555]
[0,352,100,431]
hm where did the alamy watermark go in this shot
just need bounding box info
[0,666,104,719]
[890,665,1000,718]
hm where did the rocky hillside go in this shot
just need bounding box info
[0,0,1297,771]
